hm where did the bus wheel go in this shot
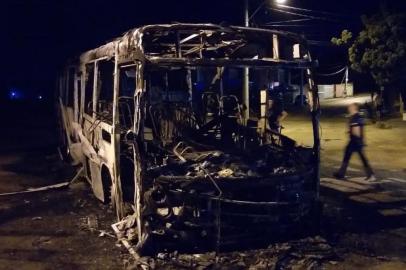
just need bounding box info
[101,166,113,205]
[58,131,71,162]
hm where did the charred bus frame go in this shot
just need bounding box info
[57,23,321,254]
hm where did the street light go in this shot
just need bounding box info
[275,0,287,4]
[246,0,288,26]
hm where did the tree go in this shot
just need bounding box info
[331,30,352,46]
[332,10,406,111]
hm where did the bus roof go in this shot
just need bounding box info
[77,23,312,68]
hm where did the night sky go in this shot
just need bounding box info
[1,0,404,100]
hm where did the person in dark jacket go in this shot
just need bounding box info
[333,103,376,181]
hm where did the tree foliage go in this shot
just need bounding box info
[332,11,406,87]
[331,30,352,46]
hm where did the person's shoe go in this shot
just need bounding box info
[365,174,377,182]
[333,172,345,180]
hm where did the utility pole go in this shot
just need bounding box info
[243,0,250,121]
[242,0,288,118]
[300,69,304,106]
[344,66,348,98]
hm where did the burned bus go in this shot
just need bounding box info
[57,23,321,253]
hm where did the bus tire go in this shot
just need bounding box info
[101,166,113,205]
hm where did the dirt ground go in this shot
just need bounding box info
[0,98,405,269]
[0,103,125,269]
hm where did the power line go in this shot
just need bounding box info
[264,24,322,27]
[267,7,341,22]
[248,1,266,21]
[319,64,348,69]
[264,18,313,24]
[307,40,335,46]
[316,66,347,76]
[275,4,349,18]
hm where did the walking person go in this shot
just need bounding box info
[333,103,376,181]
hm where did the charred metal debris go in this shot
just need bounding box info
[57,23,321,255]
[127,236,339,270]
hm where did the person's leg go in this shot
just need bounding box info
[357,147,374,177]
[335,142,354,177]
